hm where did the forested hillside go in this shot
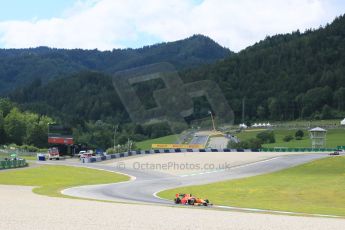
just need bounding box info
[182,15,345,122]
[4,14,345,148]
[11,15,345,125]
[0,34,230,93]
[10,72,126,124]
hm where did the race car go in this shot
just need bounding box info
[174,193,211,206]
[329,151,340,156]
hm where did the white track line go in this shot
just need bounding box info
[36,161,136,181]
[179,157,280,177]
[47,157,342,218]
[152,191,342,218]
[152,190,172,202]
[35,161,137,197]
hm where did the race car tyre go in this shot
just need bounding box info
[174,198,181,204]
[188,199,195,205]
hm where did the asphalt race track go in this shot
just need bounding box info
[57,153,327,207]
[190,135,208,145]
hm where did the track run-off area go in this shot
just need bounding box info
[3,151,345,230]
[54,152,329,211]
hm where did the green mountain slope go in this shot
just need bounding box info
[8,15,345,126]
[182,15,345,122]
[0,34,230,93]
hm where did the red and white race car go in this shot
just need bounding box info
[174,193,212,206]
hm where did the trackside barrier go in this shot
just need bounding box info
[259,148,336,152]
[0,159,27,170]
[337,146,345,150]
[84,148,259,163]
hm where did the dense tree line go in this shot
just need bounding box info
[0,98,53,147]
[11,72,128,124]
[9,72,176,149]
[0,95,173,149]
[73,121,173,149]
[182,15,345,122]
[4,15,345,149]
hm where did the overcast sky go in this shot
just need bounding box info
[0,0,344,52]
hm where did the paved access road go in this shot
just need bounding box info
[208,136,228,149]
[56,153,327,209]
[190,135,208,146]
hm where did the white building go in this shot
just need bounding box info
[341,118,345,125]
[309,127,327,148]
[239,123,248,129]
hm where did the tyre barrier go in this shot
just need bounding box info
[337,146,345,150]
[82,146,338,164]
[259,147,336,152]
[84,148,259,163]
[0,159,27,170]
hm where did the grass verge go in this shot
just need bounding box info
[236,128,345,148]
[136,134,178,150]
[158,156,345,216]
[0,165,129,197]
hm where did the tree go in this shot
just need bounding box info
[334,87,345,110]
[256,105,267,119]
[0,110,6,144]
[283,135,293,142]
[295,130,304,139]
[267,98,280,120]
[4,108,26,145]
[228,138,262,149]
[27,124,47,148]
[302,87,332,118]
[144,122,172,138]
[321,104,332,119]
[23,112,39,143]
[295,94,304,119]
[0,98,14,117]
[134,124,145,135]
[257,131,275,143]
[320,70,336,89]
[80,120,113,149]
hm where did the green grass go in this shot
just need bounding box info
[20,156,37,160]
[136,134,179,149]
[236,129,265,140]
[236,128,345,148]
[0,165,129,197]
[158,156,345,216]
[276,119,340,126]
[264,129,345,148]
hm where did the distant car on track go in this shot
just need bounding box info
[48,147,60,160]
[329,151,340,156]
[77,150,86,158]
